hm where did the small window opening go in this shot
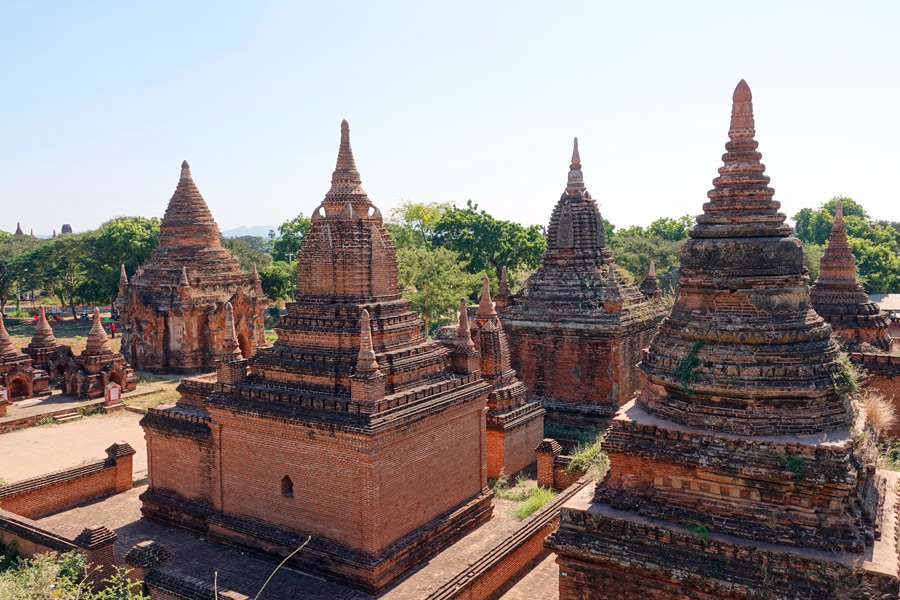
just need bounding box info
[281,475,294,498]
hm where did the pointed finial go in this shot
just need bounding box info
[84,307,112,354]
[252,262,259,281]
[477,276,496,317]
[566,137,585,194]
[15,222,23,236]
[456,298,475,348]
[649,260,656,277]
[53,229,57,238]
[729,79,755,139]
[180,266,190,286]
[0,313,16,356]
[119,264,128,285]
[356,309,379,372]
[180,160,192,181]
[608,263,617,284]
[222,301,241,358]
[835,201,844,222]
[30,229,35,238]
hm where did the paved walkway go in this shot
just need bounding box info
[0,411,147,484]
[1,386,157,424]
[499,552,559,600]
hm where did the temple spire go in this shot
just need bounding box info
[14,222,24,237]
[477,277,496,317]
[356,309,379,372]
[0,314,18,357]
[729,79,755,139]
[455,298,475,348]
[222,302,242,359]
[180,160,192,180]
[252,262,259,281]
[85,308,112,354]
[325,120,368,206]
[119,264,129,286]
[566,137,586,195]
[158,159,222,250]
[33,305,56,344]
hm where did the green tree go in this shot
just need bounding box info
[22,234,90,317]
[387,200,453,249]
[397,246,482,334]
[260,260,295,300]
[0,550,147,599]
[646,215,693,241]
[608,235,683,294]
[0,235,42,312]
[270,213,312,263]
[78,217,160,304]
[432,200,546,279]
[221,236,273,275]
[802,243,825,283]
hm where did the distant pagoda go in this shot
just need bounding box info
[141,121,494,592]
[811,201,894,352]
[115,161,269,373]
[548,80,899,600]
[497,139,666,427]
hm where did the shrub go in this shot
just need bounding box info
[863,391,896,434]
[511,486,556,520]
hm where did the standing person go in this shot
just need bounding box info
[110,322,116,338]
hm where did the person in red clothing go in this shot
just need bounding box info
[110,322,116,338]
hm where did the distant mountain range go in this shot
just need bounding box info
[221,225,277,238]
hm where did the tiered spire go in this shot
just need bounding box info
[157,160,222,249]
[30,306,57,349]
[119,264,128,286]
[14,222,24,237]
[455,299,475,349]
[324,120,369,211]
[643,260,660,300]
[477,277,496,319]
[222,302,242,359]
[355,309,380,373]
[0,315,19,357]
[84,308,112,355]
[693,80,791,239]
[810,201,893,351]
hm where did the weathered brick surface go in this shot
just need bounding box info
[548,81,900,599]
[141,121,494,593]
[24,305,74,376]
[498,140,665,427]
[62,308,137,398]
[0,313,50,399]
[115,162,269,374]
[0,442,134,519]
[853,352,900,438]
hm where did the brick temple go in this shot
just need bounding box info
[62,308,137,398]
[497,140,665,427]
[140,120,494,593]
[547,80,900,599]
[25,305,73,378]
[438,279,545,478]
[115,161,269,374]
[0,314,49,399]
[811,201,894,352]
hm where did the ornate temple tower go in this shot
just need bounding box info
[141,121,493,592]
[497,140,666,427]
[0,314,49,399]
[548,81,900,600]
[115,162,269,374]
[24,306,73,377]
[63,308,137,398]
[811,202,894,352]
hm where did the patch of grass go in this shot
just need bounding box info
[781,454,807,481]
[491,474,530,501]
[35,416,58,427]
[543,422,599,444]
[684,521,711,546]
[511,486,556,520]
[833,353,864,400]
[566,434,605,472]
[674,340,705,394]
[78,405,105,417]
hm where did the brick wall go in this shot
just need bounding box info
[486,413,544,478]
[536,439,586,491]
[0,442,134,519]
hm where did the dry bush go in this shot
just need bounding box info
[863,391,896,435]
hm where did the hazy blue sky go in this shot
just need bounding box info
[2,1,898,237]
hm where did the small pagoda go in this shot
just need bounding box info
[548,80,900,600]
[115,161,269,374]
[141,121,493,593]
[0,315,49,399]
[497,140,666,427]
[25,306,73,377]
[811,202,894,352]
[63,308,137,398]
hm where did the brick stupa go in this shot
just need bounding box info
[115,161,269,373]
[0,314,49,399]
[548,80,900,599]
[497,139,666,426]
[140,121,494,593]
[811,202,894,352]
[25,305,73,377]
[63,308,137,398]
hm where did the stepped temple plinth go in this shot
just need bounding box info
[140,121,494,593]
[115,161,269,374]
[0,315,49,399]
[63,308,137,398]
[811,202,894,353]
[496,140,666,427]
[25,305,73,377]
[547,81,900,599]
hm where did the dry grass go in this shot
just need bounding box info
[863,391,896,435]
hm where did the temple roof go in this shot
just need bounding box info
[158,161,222,250]
[29,306,58,350]
[322,120,370,215]
[637,80,850,436]
[0,315,20,358]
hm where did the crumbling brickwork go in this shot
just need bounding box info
[62,308,137,398]
[498,141,665,427]
[141,121,493,593]
[115,161,269,374]
[547,80,900,599]
[24,305,74,378]
[0,314,49,399]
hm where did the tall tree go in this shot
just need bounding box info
[387,200,453,248]
[270,213,311,263]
